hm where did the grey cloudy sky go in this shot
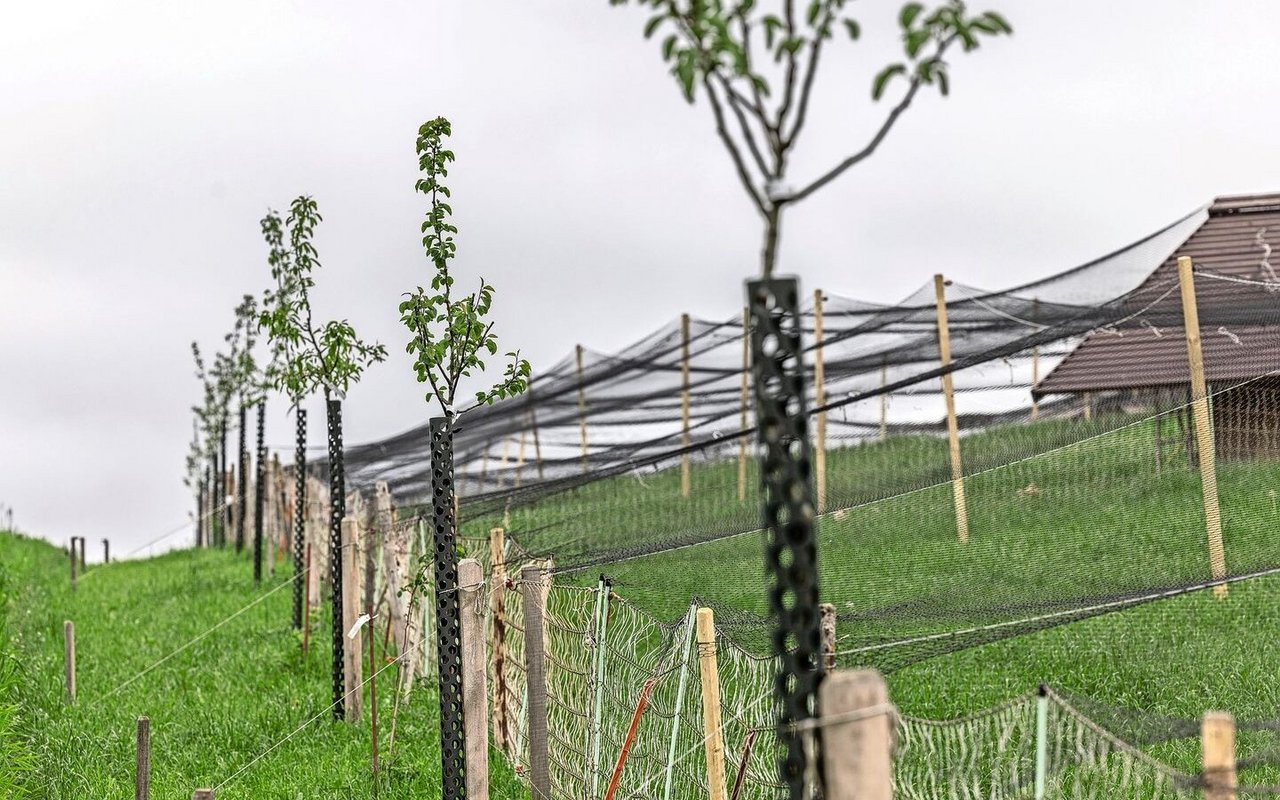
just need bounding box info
[4,1,1280,559]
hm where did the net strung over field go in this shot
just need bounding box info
[320,193,1280,796]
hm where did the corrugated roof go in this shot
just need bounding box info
[1034,193,1280,396]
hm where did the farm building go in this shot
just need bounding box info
[1033,192,1280,459]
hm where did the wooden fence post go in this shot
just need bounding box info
[820,603,836,672]
[1201,711,1236,800]
[576,344,589,473]
[681,313,693,499]
[1178,255,1228,598]
[64,620,75,704]
[489,527,510,754]
[696,608,728,800]
[738,306,750,503]
[136,716,151,800]
[78,536,86,572]
[460,558,489,800]
[341,516,363,722]
[820,669,893,800]
[102,538,110,564]
[933,274,970,543]
[69,540,76,591]
[521,564,551,800]
[814,289,828,513]
[192,791,215,799]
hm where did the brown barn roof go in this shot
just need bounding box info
[1034,193,1280,397]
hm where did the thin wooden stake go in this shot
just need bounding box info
[341,516,363,722]
[697,608,728,800]
[933,274,969,543]
[136,716,151,800]
[820,670,893,800]
[681,313,693,499]
[729,730,760,800]
[576,344,589,473]
[521,564,551,800]
[1202,711,1236,800]
[489,527,510,753]
[64,620,75,704]
[737,307,750,503]
[1178,256,1228,598]
[460,559,489,800]
[814,289,828,513]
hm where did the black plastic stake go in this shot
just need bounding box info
[430,416,467,799]
[254,401,266,585]
[747,276,824,800]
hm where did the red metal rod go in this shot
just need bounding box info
[729,729,760,800]
[603,678,658,800]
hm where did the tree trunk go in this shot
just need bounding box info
[327,394,347,721]
[761,204,783,278]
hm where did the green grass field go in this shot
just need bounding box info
[0,531,520,799]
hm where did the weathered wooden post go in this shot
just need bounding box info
[521,563,551,800]
[69,539,77,591]
[341,516,363,722]
[933,274,970,543]
[681,313,693,498]
[1201,711,1236,800]
[136,716,151,800]
[1177,255,1228,598]
[64,621,75,704]
[697,608,728,800]
[192,790,215,799]
[814,289,828,513]
[820,602,837,672]
[820,670,893,800]
[460,558,489,800]
[102,538,110,564]
[489,526,510,753]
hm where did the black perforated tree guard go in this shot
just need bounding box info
[197,469,206,548]
[747,277,824,800]
[218,426,228,548]
[237,403,248,554]
[293,407,307,630]
[430,416,467,799]
[327,397,347,721]
[254,401,266,585]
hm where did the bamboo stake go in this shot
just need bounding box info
[933,274,970,543]
[576,344,589,472]
[681,313,692,499]
[738,307,750,503]
[1178,255,1228,598]
[697,608,728,800]
[814,290,828,513]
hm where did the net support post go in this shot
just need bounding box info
[1201,711,1236,800]
[1034,684,1048,800]
[696,607,728,800]
[430,416,467,799]
[521,563,551,800]
[341,515,363,723]
[814,289,828,513]
[662,604,699,800]
[748,276,824,800]
[933,274,970,543]
[1177,255,1228,598]
[681,313,693,499]
[819,670,892,800]
[459,558,489,800]
[135,716,151,800]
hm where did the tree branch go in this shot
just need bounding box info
[716,73,772,180]
[782,4,833,150]
[702,74,768,215]
[774,0,801,131]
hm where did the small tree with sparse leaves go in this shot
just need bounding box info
[609,0,1011,276]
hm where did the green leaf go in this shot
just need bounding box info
[982,10,1013,34]
[842,18,861,40]
[662,34,679,60]
[643,12,664,39]
[899,2,923,29]
[937,69,949,96]
[805,0,821,26]
[905,28,929,58]
[872,63,907,100]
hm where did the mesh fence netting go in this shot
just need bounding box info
[313,192,1280,797]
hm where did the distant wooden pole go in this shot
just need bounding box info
[820,670,893,800]
[1202,711,1236,800]
[696,608,728,800]
[102,538,110,564]
[135,716,151,800]
[814,290,828,513]
[516,431,527,488]
[64,620,76,704]
[1178,256,1228,599]
[460,559,489,800]
[489,527,510,753]
[1030,298,1041,422]
[933,274,970,543]
[341,516,363,722]
[738,307,750,503]
[879,358,889,441]
[498,437,511,490]
[576,344,589,473]
[69,540,77,591]
[681,313,693,499]
[529,393,545,481]
[820,602,837,672]
[521,564,551,800]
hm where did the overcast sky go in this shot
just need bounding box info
[5,1,1280,559]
